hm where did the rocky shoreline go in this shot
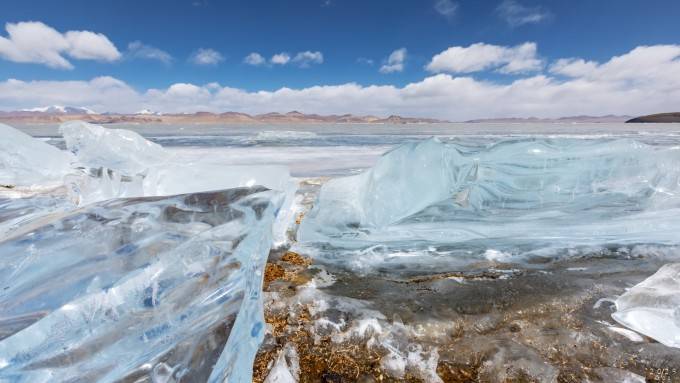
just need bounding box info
[253,179,680,383]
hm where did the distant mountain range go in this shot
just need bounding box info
[0,107,445,124]
[464,115,633,123]
[3,106,673,124]
[626,112,680,123]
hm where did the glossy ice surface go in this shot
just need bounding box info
[298,137,680,275]
[0,122,288,382]
[0,187,282,382]
[613,263,680,348]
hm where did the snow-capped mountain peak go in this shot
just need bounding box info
[135,108,161,115]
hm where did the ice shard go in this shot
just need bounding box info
[60,120,168,175]
[612,263,680,348]
[0,187,283,382]
[298,137,680,273]
[60,121,297,245]
[0,123,74,188]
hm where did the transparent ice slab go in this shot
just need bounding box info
[60,120,168,175]
[60,121,297,245]
[298,137,680,273]
[612,263,680,348]
[0,123,74,188]
[0,187,283,382]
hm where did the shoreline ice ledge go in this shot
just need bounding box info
[297,135,680,351]
[297,136,680,278]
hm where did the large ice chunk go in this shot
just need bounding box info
[60,120,168,175]
[0,123,74,187]
[298,137,680,272]
[60,121,297,245]
[0,187,283,382]
[612,263,680,348]
[303,138,467,230]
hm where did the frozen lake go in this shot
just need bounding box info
[17,122,680,177]
[4,121,680,382]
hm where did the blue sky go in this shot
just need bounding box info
[1,0,680,119]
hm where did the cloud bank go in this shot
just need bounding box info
[2,44,680,120]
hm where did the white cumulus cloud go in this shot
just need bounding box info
[190,48,224,65]
[380,48,407,74]
[245,51,324,67]
[0,21,120,69]
[551,45,680,85]
[434,0,459,19]
[126,41,173,65]
[2,45,680,121]
[549,58,599,78]
[292,51,323,67]
[271,52,290,65]
[244,52,266,66]
[426,42,543,74]
[0,76,139,111]
[496,0,550,27]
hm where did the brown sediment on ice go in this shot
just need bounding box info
[262,252,312,290]
[254,251,680,382]
[387,269,523,284]
[281,251,313,267]
[254,253,425,383]
[254,178,679,382]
